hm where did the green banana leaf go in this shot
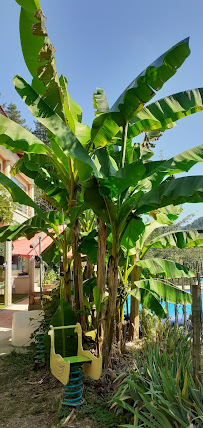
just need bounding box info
[16,1,90,140]
[77,230,98,264]
[13,75,97,178]
[146,229,203,250]
[120,217,145,251]
[136,175,203,214]
[91,38,190,147]
[139,206,182,250]
[98,161,146,198]
[134,258,195,279]
[42,241,61,264]
[128,88,203,138]
[0,173,46,220]
[133,278,192,304]
[130,288,166,318]
[93,148,118,179]
[0,211,65,242]
[59,75,91,145]
[149,205,182,225]
[0,114,50,155]
[16,0,65,117]
[135,144,203,194]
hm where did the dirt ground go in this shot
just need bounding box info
[0,343,138,428]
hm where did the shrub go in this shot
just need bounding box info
[111,328,203,427]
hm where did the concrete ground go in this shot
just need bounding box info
[0,298,29,356]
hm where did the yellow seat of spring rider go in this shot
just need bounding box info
[48,323,102,405]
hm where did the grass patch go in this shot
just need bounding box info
[0,351,121,428]
[0,293,27,309]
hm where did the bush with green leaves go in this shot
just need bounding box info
[43,267,58,285]
[111,328,203,427]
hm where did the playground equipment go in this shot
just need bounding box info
[48,323,102,406]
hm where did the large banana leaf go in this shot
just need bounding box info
[16,1,90,141]
[135,258,195,279]
[136,176,203,214]
[99,161,146,198]
[146,229,203,250]
[133,278,192,304]
[13,75,96,178]
[93,148,118,179]
[136,145,203,192]
[139,205,182,249]
[130,287,166,318]
[59,75,91,145]
[0,211,65,242]
[120,217,145,250]
[91,38,190,147]
[16,0,64,118]
[0,173,46,220]
[0,114,50,154]
[128,88,203,138]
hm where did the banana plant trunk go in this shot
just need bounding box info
[63,264,72,304]
[102,254,119,368]
[71,218,86,331]
[129,252,140,341]
[97,218,107,344]
[86,257,96,328]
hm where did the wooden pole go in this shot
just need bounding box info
[182,277,187,330]
[165,300,168,317]
[192,273,201,386]
[174,304,178,328]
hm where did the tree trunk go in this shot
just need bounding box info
[102,254,119,368]
[86,257,96,328]
[129,252,140,341]
[63,265,72,305]
[97,219,107,344]
[182,277,187,330]
[192,273,201,386]
[71,219,86,331]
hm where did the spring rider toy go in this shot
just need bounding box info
[48,323,102,406]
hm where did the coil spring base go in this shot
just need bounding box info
[63,365,83,406]
[35,333,45,365]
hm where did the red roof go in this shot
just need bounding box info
[12,227,72,258]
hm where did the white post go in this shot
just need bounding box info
[4,160,12,306]
[5,241,12,306]
[29,257,35,293]
[29,184,35,217]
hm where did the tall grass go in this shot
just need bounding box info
[111,327,203,427]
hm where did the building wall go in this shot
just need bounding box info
[0,140,34,305]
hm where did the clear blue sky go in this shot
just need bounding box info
[1,0,203,223]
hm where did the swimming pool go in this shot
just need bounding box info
[124,290,203,325]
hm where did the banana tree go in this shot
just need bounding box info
[118,205,203,337]
[1,1,203,369]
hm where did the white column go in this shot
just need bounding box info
[5,241,12,306]
[29,184,35,217]
[29,257,35,293]
[4,160,12,306]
